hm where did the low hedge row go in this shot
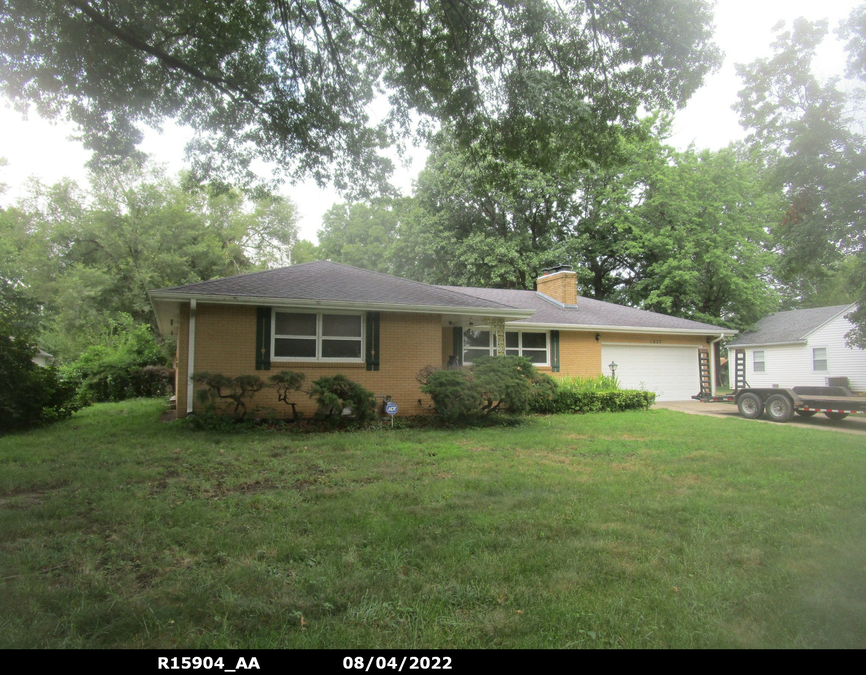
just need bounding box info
[530,389,656,414]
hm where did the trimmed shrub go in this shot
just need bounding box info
[472,355,539,414]
[421,356,547,418]
[269,371,306,419]
[308,374,376,424]
[527,371,558,411]
[530,389,656,414]
[421,369,483,419]
[191,372,265,420]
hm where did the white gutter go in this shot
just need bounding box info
[149,292,533,320]
[709,334,725,397]
[508,321,738,336]
[725,340,804,348]
[186,299,196,415]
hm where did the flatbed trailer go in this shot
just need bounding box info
[695,386,866,423]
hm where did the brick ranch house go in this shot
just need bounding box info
[149,261,737,417]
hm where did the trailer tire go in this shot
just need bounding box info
[765,394,794,423]
[737,393,763,419]
[795,410,817,418]
[824,411,849,421]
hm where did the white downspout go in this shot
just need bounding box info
[186,299,197,415]
[709,334,725,397]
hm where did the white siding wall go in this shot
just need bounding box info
[742,314,866,391]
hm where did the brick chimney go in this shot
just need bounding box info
[536,265,578,308]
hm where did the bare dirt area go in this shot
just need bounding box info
[654,400,866,436]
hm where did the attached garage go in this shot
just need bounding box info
[601,344,701,402]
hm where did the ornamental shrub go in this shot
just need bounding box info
[269,371,306,419]
[421,356,549,418]
[420,369,483,419]
[472,355,539,414]
[308,374,376,424]
[529,388,655,414]
[191,372,265,420]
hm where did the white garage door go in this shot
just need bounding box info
[601,344,700,402]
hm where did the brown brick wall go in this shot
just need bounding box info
[536,271,578,305]
[441,327,454,367]
[173,302,713,417]
[547,330,709,380]
[177,304,442,418]
[557,330,602,377]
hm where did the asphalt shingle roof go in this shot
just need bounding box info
[154,261,516,311]
[152,261,733,333]
[727,304,855,347]
[438,286,732,332]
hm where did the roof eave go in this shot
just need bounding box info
[507,321,737,336]
[148,292,534,321]
[726,340,806,348]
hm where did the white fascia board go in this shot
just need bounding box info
[726,340,805,348]
[148,292,534,320]
[507,321,738,336]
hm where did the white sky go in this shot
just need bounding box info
[0,0,859,243]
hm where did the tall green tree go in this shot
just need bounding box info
[317,200,404,274]
[13,162,298,359]
[392,128,585,288]
[290,239,322,265]
[735,14,866,342]
[390,121,779,330]
[619,143,780,329]
[0,1,721,193]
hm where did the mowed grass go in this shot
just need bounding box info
[1,400,865,649]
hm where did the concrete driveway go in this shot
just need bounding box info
[654,400,866,436]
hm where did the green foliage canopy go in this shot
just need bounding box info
[9,161,298,360]
[735,12,866,342]
[0,1,720,193]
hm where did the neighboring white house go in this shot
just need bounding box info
[32,349,53,368]
[726,304,865,392]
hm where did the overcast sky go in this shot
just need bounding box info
[0,0,860,243]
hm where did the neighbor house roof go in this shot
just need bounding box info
[439,286,737,335]
[726,304,857,347]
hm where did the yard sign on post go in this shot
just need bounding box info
[385,400,398,428]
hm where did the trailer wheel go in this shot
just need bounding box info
[795,410,817,418]
[737,393,763,419]
[824,411,849,421]
[765,394,794,423]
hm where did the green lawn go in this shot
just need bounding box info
[1,399,864,649]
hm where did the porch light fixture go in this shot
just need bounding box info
[609,361,618,376]
[595,333,600,342]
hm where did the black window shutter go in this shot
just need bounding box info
[365,311,380,371]
[550,330,560,373]
[256,307,271,370]
[452,326,462,365]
